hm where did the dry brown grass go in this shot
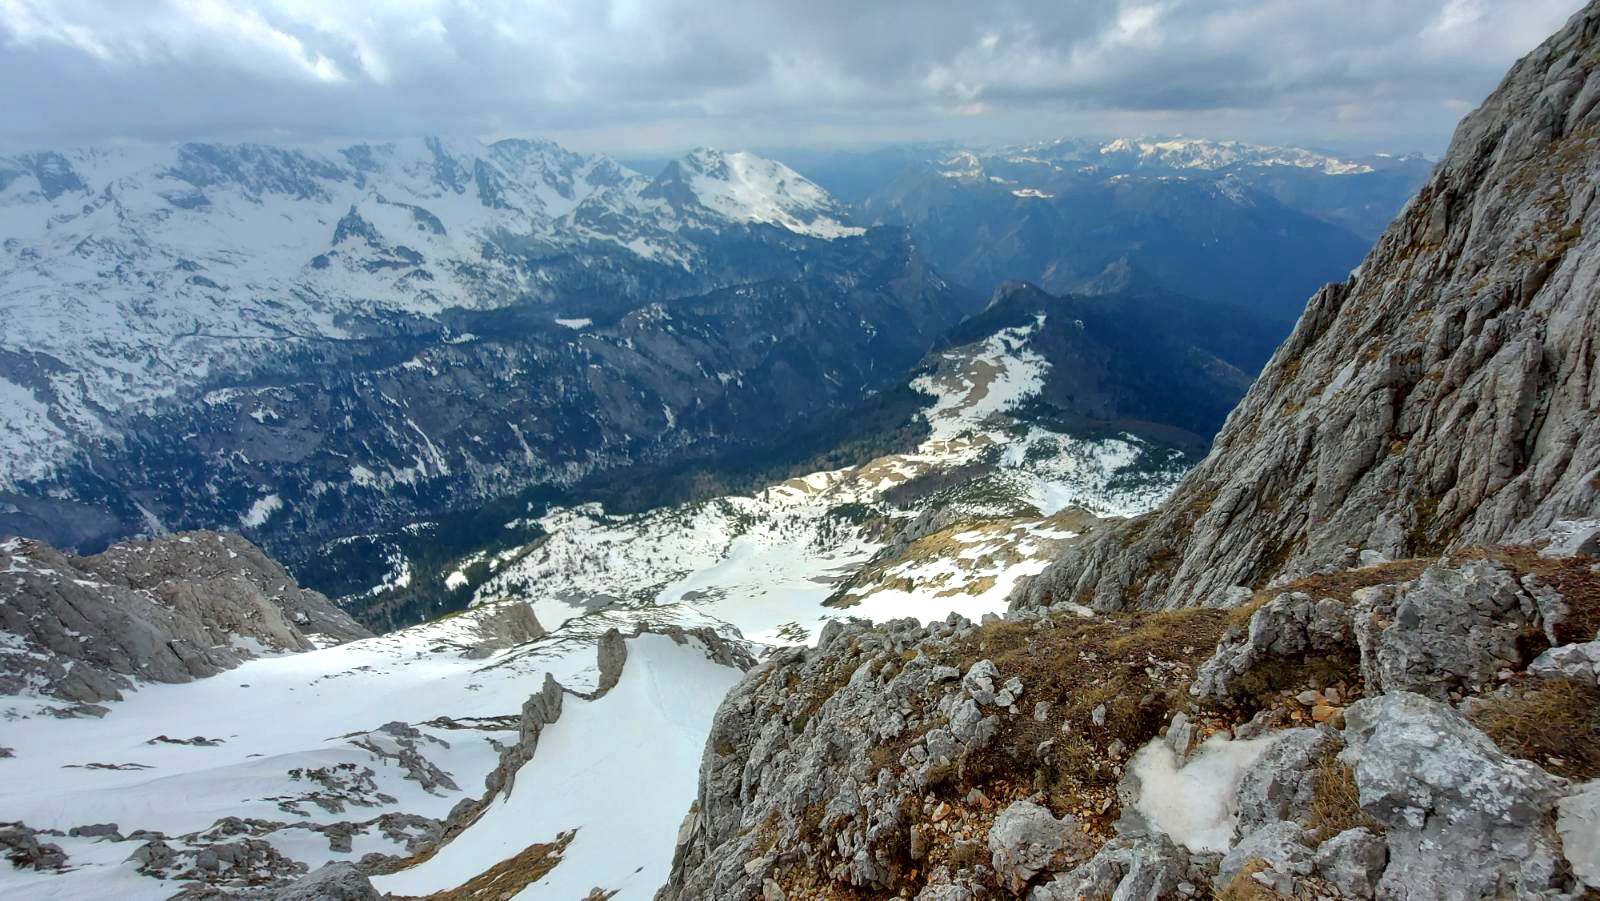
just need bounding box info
[1303,754,1380,842]
[1216,860,1288,900]
[935,609,1231,828]
[1470,678,1600,782]
[406,830,575,900]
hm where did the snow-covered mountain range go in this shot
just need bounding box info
[799,135,1433,315]
[0,130,1407,608]
[1006,135,1423,177]
[0,138,855,491]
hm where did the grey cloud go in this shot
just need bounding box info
[0,0,1586,154]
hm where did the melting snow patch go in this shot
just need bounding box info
[239,494,283,528]
[555,317,592,330]
[1127,732,1281,853]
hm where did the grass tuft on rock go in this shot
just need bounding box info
[1303,753,1380,842]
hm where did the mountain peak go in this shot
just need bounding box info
[649,147,862,239]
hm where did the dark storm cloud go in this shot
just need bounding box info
[0,0,1585,154]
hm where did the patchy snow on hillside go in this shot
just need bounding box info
[912,317,1048,443]
[239,493,283,528]
[0,600,747,900]
[0,375,73,490]
[472,315,1184,645]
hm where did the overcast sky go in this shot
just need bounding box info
[0,0,1586,157]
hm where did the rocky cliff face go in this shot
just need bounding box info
[0,531,370,710]
[1015,2,1600,613]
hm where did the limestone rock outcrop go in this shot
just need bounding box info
[1341,691,1570,899]
[0,531,370,706]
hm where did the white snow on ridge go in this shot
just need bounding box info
[372,632,743,900]
[676,148,863,239]
[473,316,1184,643]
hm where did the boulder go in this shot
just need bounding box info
[1538,519,1600,558]
[1031,834,1189,901]
[1217,821,1313,894]
[0,823,68,871]
[270,861,381,900]
[459,601,545,658]
[986,800,1089,892]
[1352,561,1541,699]
[1232,728,1339,841]
[1528,640,1600,684]
[1191,591,1350,699]
[1341,691,1568,899]
[1313,827,1387,899]
[67,822,121,840]
[1556,780,1600,890]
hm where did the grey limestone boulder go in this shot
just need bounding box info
[1231,728,1340,842]
[1529,640,1600,684]
[1191,591,1350,699]
[1556,780,1600,890]
[1341,691,1568,899]
[270,861,381,900]
[1217,821,1313,895]
[1352,560,1542,699]
[1313,827,1388,899]
[986,800,1090,892]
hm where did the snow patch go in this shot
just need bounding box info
[1127,732,1283,853]
[239,494,283,529]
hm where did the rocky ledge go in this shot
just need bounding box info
[0,531,371,711]
[658,533,1600,899]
